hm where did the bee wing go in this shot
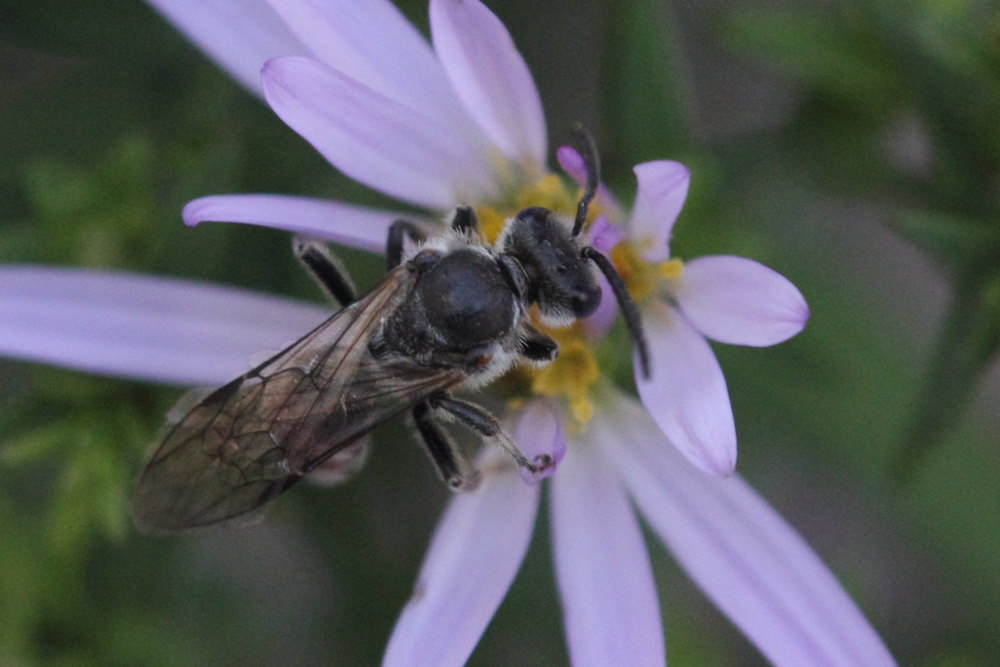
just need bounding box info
[131,266,463,533]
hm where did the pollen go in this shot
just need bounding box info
[529,327,599,425]
[475,204,507,244]
[657,258,684,280]
[514,174,576,216]
[610,242,684,302]
[475,174,583,245]
[611,243,655,300]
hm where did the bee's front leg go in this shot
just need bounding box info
[386,220,427,270]
[292,236,358,307]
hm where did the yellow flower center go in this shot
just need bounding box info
[528,324,600,424]
[515,174,577,217]
[474,204,507,244]
[475,174,599,244]
[610,243,684,302]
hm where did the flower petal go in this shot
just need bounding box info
[430,0,546,167]
[0,266,326,386]
[144,0,308,96]
[585,215,625,255]
[182,194,412,253]
[512,398,567,483]
[629,161,690,262]
[550,431,665,666]
[673,255,809,347]
[611,394,896,667]
[262,56,498,210]
[383,454,539,667]
[263,0,478,141]
[636,302,736,477]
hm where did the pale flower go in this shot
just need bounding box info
[0,0,893,664]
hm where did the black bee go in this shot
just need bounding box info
[131,133,648,532]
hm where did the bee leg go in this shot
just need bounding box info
[412,401,479,491]
[429,394,554,475]
[292,236,358,307]
[518,324,559,364]
[449,205,478,234]
[386,220,427,270]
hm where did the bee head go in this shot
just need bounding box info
[500,206,601,324]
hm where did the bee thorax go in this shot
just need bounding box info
[377,248,523,370]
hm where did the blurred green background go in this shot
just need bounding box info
[2,0,999,664]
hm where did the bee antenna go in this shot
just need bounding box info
[570,124,600,237]
[581,246,651,380]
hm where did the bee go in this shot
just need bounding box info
[131,132,648,533]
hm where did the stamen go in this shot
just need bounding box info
[611,243,657,300]
[569,395,594,424]
[529,332,599,425]
[474,204,507,243]
[610,242,685,302]
[657,258,684,280]
[515,175,575,216]
[476,175,578,244]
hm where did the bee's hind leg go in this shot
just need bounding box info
[292,236,358,307]
[428,393,554,478]
[412,401,479,491]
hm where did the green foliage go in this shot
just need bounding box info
[602,0,693,164]
[726,0,1000,474]
[722,4,904,110]
[17,137,159,269]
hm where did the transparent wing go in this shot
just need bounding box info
[132,267,464,533]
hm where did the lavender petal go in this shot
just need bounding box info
[636,302,737,477]
[183,193,414,253]
[0,266,325,386]
[551,429,665,666]
[144,0,307,96]
[629,161,690,263]
[429,0,546,167]
[382,452,539,667]
[263,0,477,141]
[612,394,896,667]
[262,56,498,210]
[673,255,810,347]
